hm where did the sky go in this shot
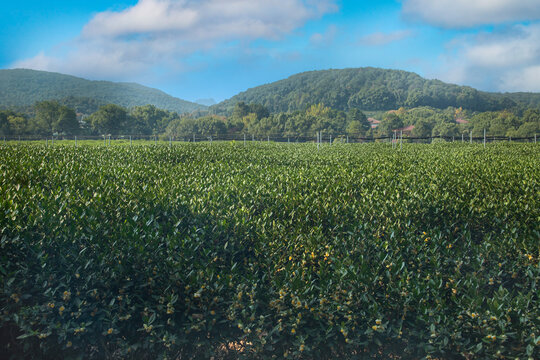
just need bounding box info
[2,0,540,103]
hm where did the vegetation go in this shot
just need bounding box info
[34,101,79,135]
[1,100,538,140]
[212,67,540,113]
[0,69,206,114]
[1,67,540,139]
[1,142,538,359]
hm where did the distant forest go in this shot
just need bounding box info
[0,69,205,114]
[213,68,540,113]
[1,67,539,139]
[1,101,539,140]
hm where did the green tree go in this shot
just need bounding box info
[377,112,403,137]
[0,110,15,135]
[35,101,59,134]
[508,122,539,138]
[432,122,459,138]
[232,102,250,122]
[412,119,433,138]
[35,100,79,135]
[131,105,172,135]
[346,109,369,134]
[523,109,540,124]
[306,103,332,133]
[197,115,227,136]
[8,115,28,135]
[56,106,79,135]
[89,104,128,135]
[346,121,365,135]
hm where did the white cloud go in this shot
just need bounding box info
[310,25,338,46]
[13,0,338,80]
[501,65,540,92]
[83,0,337,40]
[402,0,540,28]
[358,30,413,46]
[436,24,540,92]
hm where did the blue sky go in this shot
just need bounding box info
[2,0,540,102]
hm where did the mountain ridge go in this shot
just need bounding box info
[0,68,206,114]
[212,67,540,114]
[3,67,540,116]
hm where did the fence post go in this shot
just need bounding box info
[470,131,472,144]
[400,130,403,151]
[347,135,349,143]
[317,132,320,150]
[75,136,77,147]
[130,136,132,146]
[483,129,486,148]
[252,134,254,142]
[193,134,195,143]
[462,133,464,143]
[329,134,332,145]
[535,134,537,143]
[288,137,290,144]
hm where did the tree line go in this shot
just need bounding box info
[1,100,539,139]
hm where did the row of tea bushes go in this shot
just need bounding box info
[1,142,538,359]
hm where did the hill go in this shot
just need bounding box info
[213,67,540,113]
[0,69,206,114]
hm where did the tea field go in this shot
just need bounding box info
[1,142,539,359]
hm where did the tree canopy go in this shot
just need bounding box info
[34,100,79,135]
[88,104,128,135]
[0,69,206,114]
[213,67,540,114]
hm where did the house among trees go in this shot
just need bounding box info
[367,117,380,128]
[393,125,415,135]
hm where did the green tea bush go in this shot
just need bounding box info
[1,143,538,359]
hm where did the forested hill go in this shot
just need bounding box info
[213,67,540,113]
[0,69,206,114]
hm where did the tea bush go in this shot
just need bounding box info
[1,142,538,359]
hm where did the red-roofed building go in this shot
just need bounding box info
[368,117,380,128]
[456,118,469,124]
[393,125,415,135]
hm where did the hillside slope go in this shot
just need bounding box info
[0,69,205,114]
[214,67,540,113]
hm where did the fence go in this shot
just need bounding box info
[0,132,537,145]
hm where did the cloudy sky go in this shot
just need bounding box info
[2,0,540,102]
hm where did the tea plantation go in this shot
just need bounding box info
[1,143,538,359]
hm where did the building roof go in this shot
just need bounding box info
[393,125,415,132]
[367,117,380,128]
